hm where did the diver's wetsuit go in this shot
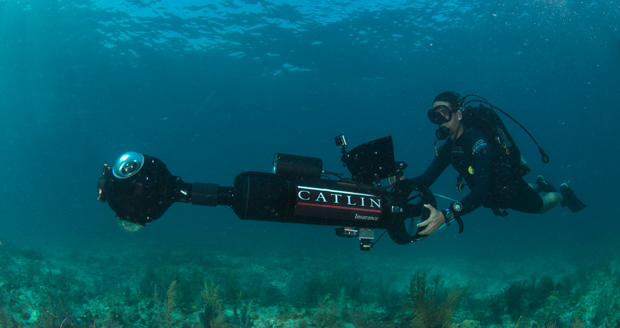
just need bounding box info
[409,128,543,216]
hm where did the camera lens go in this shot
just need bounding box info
[113,152,145,179]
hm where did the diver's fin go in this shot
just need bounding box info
[560,183,587,212]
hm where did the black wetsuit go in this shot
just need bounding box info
[409,128,543,217]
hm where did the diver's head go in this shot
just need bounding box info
[428,91,463,140]
[433,91,461,110]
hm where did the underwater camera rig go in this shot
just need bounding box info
[97,136,436,251]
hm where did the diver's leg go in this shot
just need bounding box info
[539,192,563,214]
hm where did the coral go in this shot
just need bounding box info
[403,272,465,328]
[199,281,227,328]
[311,295,340,328]
[502,276,561,322]
[257,281,284,307]
[153,280,180,327]
[503,280,529,321]
[453,319,481,328]
[0,306,17,328]
[164,280,178,327]
[4,238,620,328]
[233,300,255,328]
[223,269,243,302]
[349,305,384,328]
[569,315,585,328]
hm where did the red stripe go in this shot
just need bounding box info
[297,202,382,213]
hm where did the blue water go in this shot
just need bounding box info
[0,0,619,326]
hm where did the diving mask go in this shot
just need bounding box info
[427,105,455,125]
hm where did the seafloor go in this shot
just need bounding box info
[0,232,618,328]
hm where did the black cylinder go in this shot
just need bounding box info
[272,153,323,181]
[231,171,391,228]
[191,183,219,206]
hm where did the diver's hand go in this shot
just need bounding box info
[388,175,406,186]
[417,204,446,236]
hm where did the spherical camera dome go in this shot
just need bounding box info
[112,151,145,179]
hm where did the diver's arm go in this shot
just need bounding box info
[391,144,450,200]
[409,144,451,188]
[418,138,493,235]
[409,157,449,188]
[392,152,450,203]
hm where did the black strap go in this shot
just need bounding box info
[453,216,465,233]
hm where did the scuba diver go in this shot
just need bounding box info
[394,91,586,236]
[96,92,585,249]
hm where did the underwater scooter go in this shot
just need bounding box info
[97,135,436,251]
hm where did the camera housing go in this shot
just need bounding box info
[98,135,436,250]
